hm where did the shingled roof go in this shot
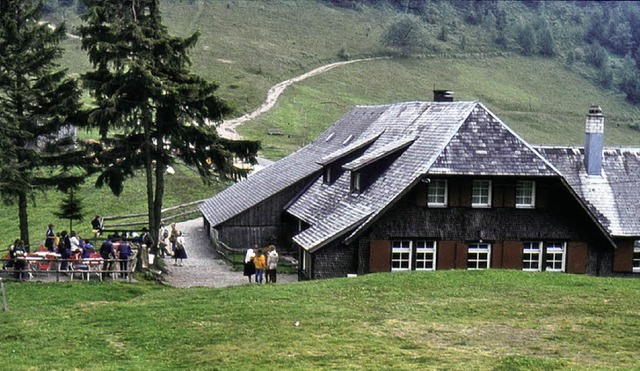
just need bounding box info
[287,101,562,251]
[199,105,387,226]
[537,147,640,237]
[201,99,640,252]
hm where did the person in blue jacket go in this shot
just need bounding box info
[117,240,133,278]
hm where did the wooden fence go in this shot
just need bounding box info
[100,199,207,233]
[0,256,137,283]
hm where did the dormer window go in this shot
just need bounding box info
[427,179,448,207]
[471,180,492,208]
[323,167,331,185]
[351,172,361,193]
[515,180,536,208]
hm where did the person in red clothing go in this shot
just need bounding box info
[253,249,266,284]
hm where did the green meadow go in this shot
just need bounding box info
[0,270,638,370]
[1,2,639,368]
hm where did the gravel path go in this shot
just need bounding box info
[160,217,297,288]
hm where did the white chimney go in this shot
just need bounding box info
[584,105,604,176]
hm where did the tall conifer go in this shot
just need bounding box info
[0,0,90,246]
[79,0,259,250]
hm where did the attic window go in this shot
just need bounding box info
[515,180,535,208]
[471,180,492,208]
[427,179,448,207]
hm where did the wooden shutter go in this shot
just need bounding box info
[437,240,456,270]
[612,240,634,273]
[415,182,427,207]
[566,242,587,274]
[502,241,523,269]
[455,242,468,269]
[369,240,391,272]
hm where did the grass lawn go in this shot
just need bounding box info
[0,270,638,370]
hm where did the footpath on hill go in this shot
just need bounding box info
[215,57,388,140]
[162,217,297,288]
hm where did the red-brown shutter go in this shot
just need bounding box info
[455,242,468,269]
[502,241,523,269]
[566,242,587,274]
[369,240,391,272]
[612,240,634,273]
[492,242,504,268]
[437,240,456,270]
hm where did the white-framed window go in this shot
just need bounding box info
[522,241,543,271]
[516,180,536,208]
[633,240,640,273]
[351,172,361,193]
[427,179,448,207]
[545,242,566,272]
[391,240,412,271]
[467,242,491,270]
[472,180,492,208]
[415,240,437,271]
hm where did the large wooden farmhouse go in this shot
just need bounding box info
[200,92,640,280]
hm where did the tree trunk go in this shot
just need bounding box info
[18,191,29,247]
[143,112,157,254]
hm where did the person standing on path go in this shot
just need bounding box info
[243,245,256,283]
[253,249,266,284]
[173,232,188,267]
[266,245,278,284]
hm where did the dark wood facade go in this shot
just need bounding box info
[210,174,317,250]
[299,175,619,280]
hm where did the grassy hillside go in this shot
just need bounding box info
[51,1,640,151]
[6,0,636,246]
[1,270,639,369]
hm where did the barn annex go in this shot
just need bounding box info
[199,92,640,280]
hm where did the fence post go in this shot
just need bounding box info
[1,278,8,312]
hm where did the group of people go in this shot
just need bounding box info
[243,244,278,284]
[156,221,188,266]
[3,224,99,280]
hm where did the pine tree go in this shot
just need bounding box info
[79,0,260,251]
[54,190,84,231]
[0,0,92,246]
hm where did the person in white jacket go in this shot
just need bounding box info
[243,245,256,283]
[266,245,279,284]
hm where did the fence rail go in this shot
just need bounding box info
[0,257,137,282]
[101,199,207,232]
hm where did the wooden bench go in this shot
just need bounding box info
[267,128,283,135]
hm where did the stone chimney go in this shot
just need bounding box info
[584,105,604,176]
[433,90,454,102]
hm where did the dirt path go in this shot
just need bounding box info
[162,217,297,288]
[215,57,388,140]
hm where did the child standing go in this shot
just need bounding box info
[253,249,266,284]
